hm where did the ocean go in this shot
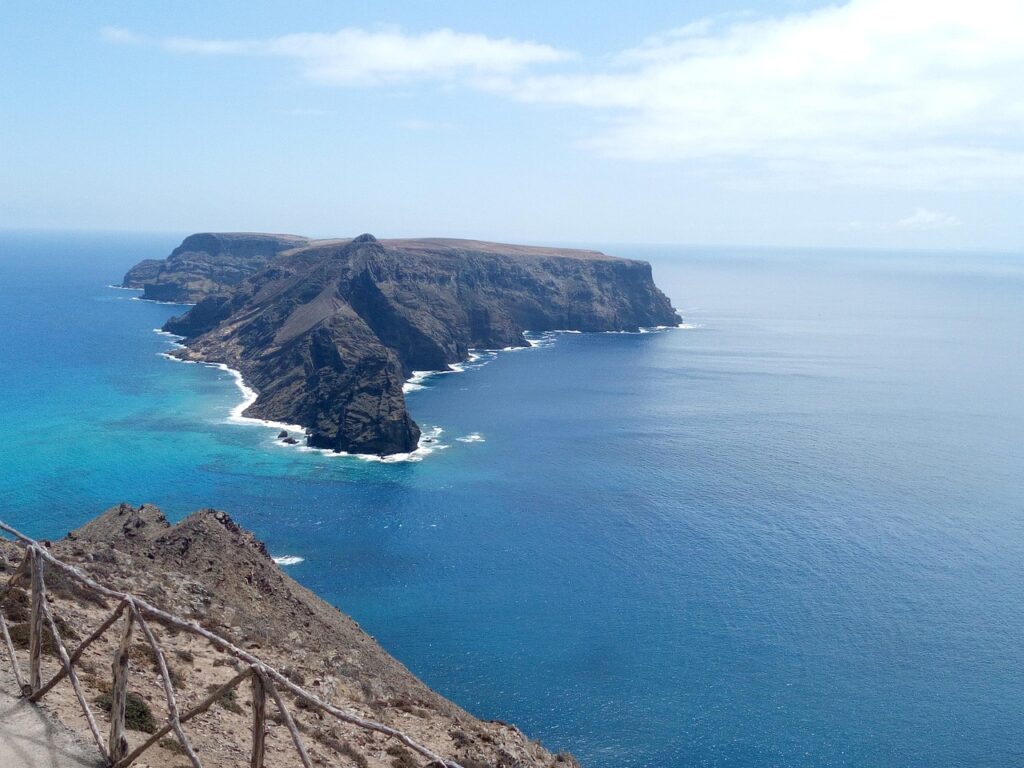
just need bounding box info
[0,230,1022,767]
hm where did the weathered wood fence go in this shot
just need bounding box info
[0,520,464,768]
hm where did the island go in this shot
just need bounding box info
[124,232,681,455]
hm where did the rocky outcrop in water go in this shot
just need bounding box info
[128,232,681,455]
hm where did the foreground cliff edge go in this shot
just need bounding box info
[124,233,681,455]
[0,504,578,768]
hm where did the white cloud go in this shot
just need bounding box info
[504,0,1024,185]
[100,27,148,45]
[109,26,571,86]
[401,119,450,131]
[162,37,252,56]
[896,207,961,230]
[103,3,1024,187]
[279,108,334,117]
[845,207,962,231]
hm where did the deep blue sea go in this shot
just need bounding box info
[1,231,1022,767]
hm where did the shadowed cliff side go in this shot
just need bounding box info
[122,233,310,303]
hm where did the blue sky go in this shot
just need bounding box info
[2,0,1023,249]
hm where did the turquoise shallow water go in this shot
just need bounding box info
[1,231,1022,767]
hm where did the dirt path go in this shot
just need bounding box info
[0,687,101,768]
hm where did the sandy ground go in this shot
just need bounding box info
[0,689,102,768]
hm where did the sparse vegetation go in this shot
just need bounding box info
[386,743,418,768]
[159,736,188,756]
[389,696,430,718]
[2,588,30,621]
[310,727,371,767]
[131,641,159,667]
[205,682,244,714]
[95,691,158,734]
[450,728,472,748]
[48,569,109,608]
[7,621,65,655]
[335,740,370,768]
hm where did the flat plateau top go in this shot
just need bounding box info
[289,236,620,261]
[382,238,617,260]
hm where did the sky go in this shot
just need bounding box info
[2,0,1024,249]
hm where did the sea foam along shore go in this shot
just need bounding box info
[401,331,571,394]
[113,285,198,306]
[154,329,446,463]
[133,297,198,306]
[153,323,692,463]
[403,351,490,393]
[606,323,699,334]
[402,324,693,393]
[284,425,447,464]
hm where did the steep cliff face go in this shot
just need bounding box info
[143,232,680,455]
[123,232,309,302]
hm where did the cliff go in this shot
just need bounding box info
[122,232,310,302]
[0,504,578,768]
[127,232,681,455]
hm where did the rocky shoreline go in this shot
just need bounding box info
[125,232,681,455]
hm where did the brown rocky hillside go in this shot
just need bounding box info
[0,504,579,768]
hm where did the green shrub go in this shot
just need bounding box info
[95,691,158,734]
[386,744,418,768]
[206,683,244,714]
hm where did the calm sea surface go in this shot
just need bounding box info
[0,231,1022,767]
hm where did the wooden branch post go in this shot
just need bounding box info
[109,607,135,763]
[28,546,44,692]
[38,573,107,758]
[263,672,312,768]
[1,612,27,695]
[132,606,203,768]
[250,669,267,768]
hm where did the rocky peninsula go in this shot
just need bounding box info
[124,233,681,455]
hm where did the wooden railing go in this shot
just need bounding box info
[0,520,464,768]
